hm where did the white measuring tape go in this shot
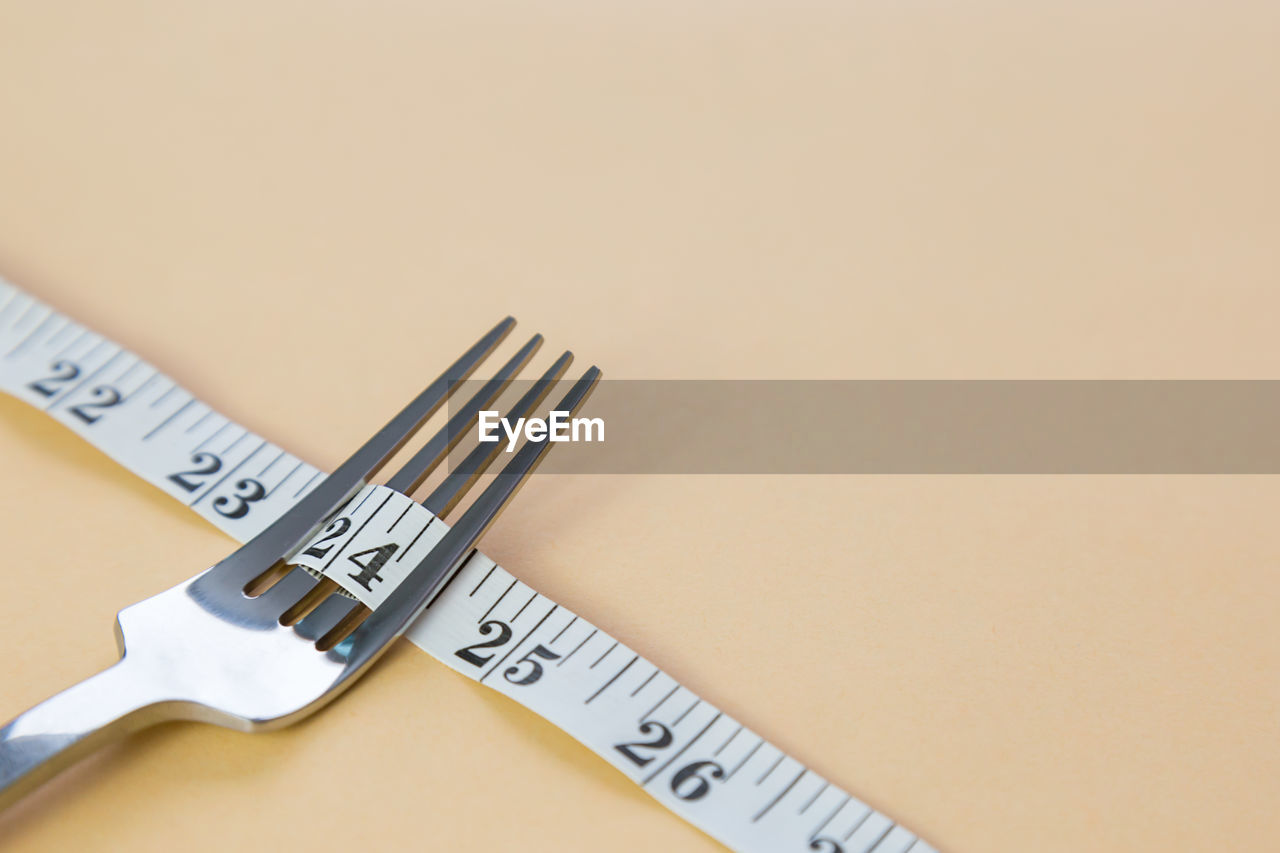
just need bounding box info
[0,278,937,853]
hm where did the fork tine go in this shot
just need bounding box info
[274,339,558,629]
[383,333,543,496]
[422,350,574,518]
[314,603,372,651]
[246,562,326,618]
[293,593,362,643]
[282,350,572,633]
[205,317,514,588]
[325,367,602,656]
[278,577,339,626]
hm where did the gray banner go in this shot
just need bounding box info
[445,380,1280,473]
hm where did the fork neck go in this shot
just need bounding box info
[0,658,172,812]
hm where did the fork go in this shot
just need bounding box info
[0,317,599,810]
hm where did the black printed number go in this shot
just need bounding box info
[503,645,561,686]
[669,760,725,802]
[346,543,399,591]
[614,723,725,802]
[809,839,844,853]
[213,478,267,519]
[27,360,80,397]
[613,721,674,768]
[168,452,223,492]
[68,386,123,424]
[301,517,352,559]
[454,620,512,667]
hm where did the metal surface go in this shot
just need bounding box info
[0,320,599,811]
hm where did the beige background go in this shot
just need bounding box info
[0,1,1277,850]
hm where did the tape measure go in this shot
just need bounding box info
[0,278,938,853]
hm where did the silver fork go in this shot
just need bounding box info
[0,318,599,810]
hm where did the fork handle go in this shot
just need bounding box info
[0,658,170,811]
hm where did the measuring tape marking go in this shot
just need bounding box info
[0,278,937,853]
